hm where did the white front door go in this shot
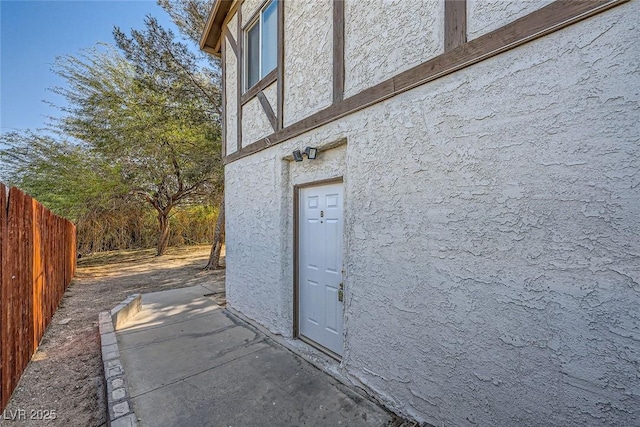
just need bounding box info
[298,182,344,356]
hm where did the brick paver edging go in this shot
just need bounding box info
[98,294,141,427]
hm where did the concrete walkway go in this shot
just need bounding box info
[116,285,394,427]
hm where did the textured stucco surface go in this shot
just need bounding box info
[467,0,555,40]
[225,141,347,336]
[283,0,333,127]
[224,13,238,155]
[227,11,238,46]
[344,0,443,99]
[226,1,640,425]
[225,150,291,335]
[240,0,265,27]
[263,81,277,118]
[242,96,273,146]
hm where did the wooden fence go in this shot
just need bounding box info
[0,183,77,411]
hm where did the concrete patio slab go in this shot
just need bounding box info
[119,285,222,330]
[116,285,395,427]
[117,311,236,351]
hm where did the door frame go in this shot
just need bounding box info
[293,176,344,359]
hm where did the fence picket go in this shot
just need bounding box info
[0,184,76,411]
[0,183,7,410]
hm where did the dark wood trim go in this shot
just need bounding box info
[221,33,227,158]
[444,0,467,51]
[297,176,344,188]
[332,0,345,104]
[215,2,240,53]
[292,183,299,338]
[292,176,344,347]
[224,0,628,165]
[224,79,393,163]
[224,2,240,30]
[276,0,284,130]
[257,91,277,131]
[241,68,277,105]
[393,0,624,91]
[236,4,243,152]
[241,0,273,31]
[224,29,238,57]
[200,0,234,56]
[282,79,393,141]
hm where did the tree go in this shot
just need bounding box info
[2,5,226,261]
[158,0,227,269]
[157,0,214,54]
[0,129,219,254]
[0,130,124,222]
[204,193,224,270]
[53,39,222,256]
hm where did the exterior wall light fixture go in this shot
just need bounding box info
[292,147,318,162]
[305,147,317,159]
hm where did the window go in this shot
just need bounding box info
[245,0,277,90]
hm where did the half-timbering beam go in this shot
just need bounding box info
[225,29,238,57]
[333,0,345,104]
[236,4,243,152]
[257,91,278,131]
[276,0,285,129]
[444,0,467,51]
[224,0,628,164]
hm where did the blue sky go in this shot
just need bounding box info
[1,0,180,136]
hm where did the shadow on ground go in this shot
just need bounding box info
[1,245,223,427]
[116,285,394,427]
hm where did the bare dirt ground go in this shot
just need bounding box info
[1,245,225,426]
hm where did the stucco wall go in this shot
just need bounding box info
[225,150,290,335]
[241,97,273,146]
[225,1,639,425]
[225,141,348,336]
[241,0,265,27]
[467,0,555,40]
[263,81,277,119]
[224,13,238,155]
[341,4,639,421]
[344,0,443,99]
[283,0,333,127]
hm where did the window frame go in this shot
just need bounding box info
[244,0,278,93]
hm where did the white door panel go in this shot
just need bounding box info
[299,182,344,356]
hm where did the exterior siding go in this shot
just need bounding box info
[224,12,238,155]
[263,81,277,119]
[241,0,265,26]
[467,0,555,40]
[241,96,273,146]
[283,0,333,127]
[223,1,640,424]
[344,0,443,98]
[342,6,639,423]
[225,152,291,335]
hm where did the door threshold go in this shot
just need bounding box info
[298,335,342,362]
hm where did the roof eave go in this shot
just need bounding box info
[200,0,234,57]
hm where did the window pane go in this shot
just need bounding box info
[261,0,277,77]
[247,23,260,88]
